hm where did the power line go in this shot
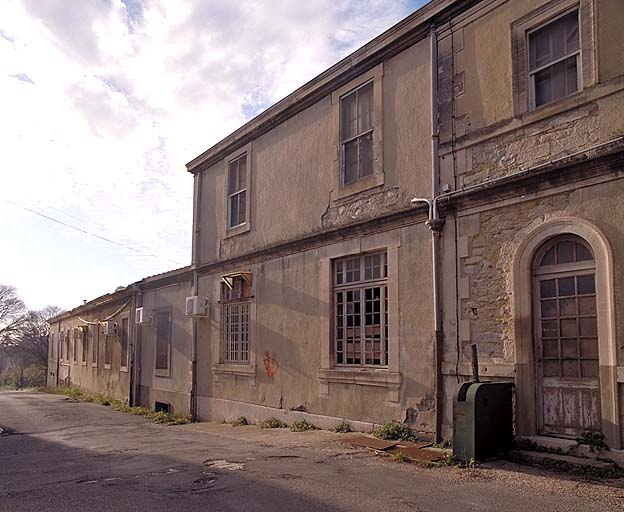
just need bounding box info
[2,198,186,267]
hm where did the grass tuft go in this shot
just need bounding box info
[40,386,190,425]
[290,420,317,432]
[372,422,415,442]
[332,420,352,433]
[231,416,249,427]
[259,417,287,429]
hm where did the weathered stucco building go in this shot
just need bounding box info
[49,0,624,450]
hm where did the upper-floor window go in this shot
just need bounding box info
[220,276,252,364]
[528,10,580,109]
[333,252,388,366]
[340,81,374,186]
[227,154,247,229]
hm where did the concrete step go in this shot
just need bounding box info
[515,435,624,467]
[509,449,624,478]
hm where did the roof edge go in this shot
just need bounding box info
[185,0,471,174]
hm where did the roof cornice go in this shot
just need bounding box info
[185,0,478,174]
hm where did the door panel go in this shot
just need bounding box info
[534,236,601,438]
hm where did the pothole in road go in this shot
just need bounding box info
[203,459,245,471]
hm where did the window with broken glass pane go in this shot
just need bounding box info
[334,252,388,366]
[528,10,580,109]
[340,81,374,186]
[227,154,247,229]
[221,277,251,364]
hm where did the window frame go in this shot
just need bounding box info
[527,8,582,110]
[511,0,597,117]
[224,143,252,238]
[154,307,172,378]
[119,317,130,372]
[91,324,99,367]
[220,277,252,365]
[72,328,78,364]
[331,63,384,200]
[104,325,112,370]
[81,326,88,366]
[333,252,389,368]
[339,80,375,187]
[227,153,248,230]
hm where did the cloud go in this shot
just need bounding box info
[0,0,419,308]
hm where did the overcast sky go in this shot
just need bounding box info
[0,0,426,311]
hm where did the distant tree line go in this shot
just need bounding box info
[0,285,63,388]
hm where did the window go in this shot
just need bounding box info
[59,330,65,361]
[528,10,580,109]
[227,154,247,229]
[340,81,374,186]
[120,317,129,370]
[104,326,112,368]
[72,328,78,363]
[92,326,99,366]
[221,276,252,364]
[155,309,171,375]
[333,252,388,366]
[81,327,88,364]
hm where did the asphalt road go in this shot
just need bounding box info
[1,391,623,511]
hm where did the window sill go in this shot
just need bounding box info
[334,173,384,202]
[104,364,111,370]
[317,368,401,389]
[81,362,87,367]
[60,361,70,367]
[224,222,251,239]
[154,369,171,378]
[120,366,129,373]
[91,363,98,368]
[213,363,256,377]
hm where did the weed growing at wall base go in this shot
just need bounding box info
[40,387,190,425]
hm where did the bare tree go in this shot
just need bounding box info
[0,285,63,388]
[0,285,27,346]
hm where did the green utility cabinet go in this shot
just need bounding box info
[453,381,513,461]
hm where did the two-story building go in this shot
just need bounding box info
[49,0,624,450]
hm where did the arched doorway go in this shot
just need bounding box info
[533,235,600,437]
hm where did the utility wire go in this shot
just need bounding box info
[2,198,186,267]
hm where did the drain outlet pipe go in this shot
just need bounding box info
[410,26,445,444]
[190,170,203,422]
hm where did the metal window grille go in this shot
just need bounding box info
[227,154,247,229]
[155,310,171,370]
[340,81,374,186]
[334,252,388,366]
[220,278,251,364]
[528,10,580,109]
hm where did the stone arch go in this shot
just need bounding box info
[511,217,620,448]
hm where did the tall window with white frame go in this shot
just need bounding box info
[528,9,580,109]
[334,252,388,366]
[220,277,251,364]
[340,81,374,186]
[227,154,247,229]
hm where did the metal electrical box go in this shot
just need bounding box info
[453,381,513,461]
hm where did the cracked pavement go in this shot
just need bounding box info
[1,391,623,511]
